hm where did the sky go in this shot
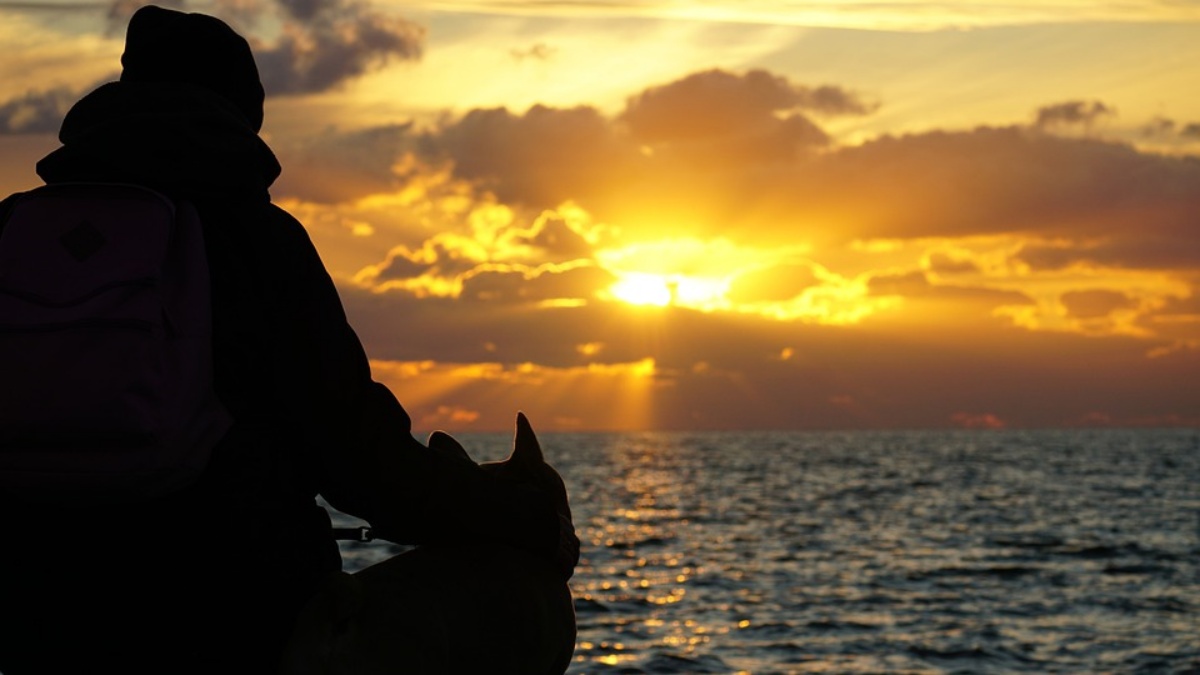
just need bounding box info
[1,0,1198,432]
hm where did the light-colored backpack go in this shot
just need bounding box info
[0,183,231,504]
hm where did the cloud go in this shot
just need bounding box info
[501,211,597,262]
[1061,289,1136,319]
[866,270,1033,308]
[620,69,874,145]
[0,85,81,134]
[270,70,1197,269]
[251,0,424,96]
[926,252,980,275]
[96,0,428,94]
[420,103,631,208]
[348,198,609,306]
[459,262,616,303]
[1152,293,1200,318]
[106,0,185,26]
[1182,123,1200,139]
[1142,116,1175,138]
[773,128,1200,245]
[1015,235,1200,272]
[390,85,1196,255]
[509,42,556,61]
[273,124,416,203]
[727,262,820,303]
[363,234,487,286]
[1034,100,1115,130]
[259,67,1197,360]
[951,412,1006,430]
[0,0,425,135]
[343,284,1197,430]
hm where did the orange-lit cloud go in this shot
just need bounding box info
[951,412,1007,430]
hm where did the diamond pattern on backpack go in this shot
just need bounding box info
[59,220,107,262]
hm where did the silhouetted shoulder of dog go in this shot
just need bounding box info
[281,414,577,675]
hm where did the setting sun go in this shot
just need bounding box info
[608,273,674,307]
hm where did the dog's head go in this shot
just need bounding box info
[429,413,578,580]
[429,412,572,526]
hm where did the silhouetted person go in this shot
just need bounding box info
[0,6,576,673]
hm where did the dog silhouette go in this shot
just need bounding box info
[281,413,577,674]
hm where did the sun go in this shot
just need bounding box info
[609,273,674,306]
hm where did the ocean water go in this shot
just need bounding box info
[338,428,1200,674]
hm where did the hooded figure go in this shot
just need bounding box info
[0,7,570,673]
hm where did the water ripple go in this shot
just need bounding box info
[337,428,1200,673]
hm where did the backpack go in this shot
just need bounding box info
[0,183,232,504]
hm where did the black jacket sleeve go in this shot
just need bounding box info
[260,204,559,559]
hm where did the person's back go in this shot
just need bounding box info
[0,6,576,673]
[0,7,348,672]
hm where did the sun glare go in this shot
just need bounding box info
[610,273,674,306]
[608,271,732,309]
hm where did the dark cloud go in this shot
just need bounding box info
[619,68,871,145]
[0,86,80,134]
[1142,116,1175,138]
[867,270,1033,308]
[927,253,980,275]
[0,0,423,136]
[1016,235,1200,272]
[408,91,1199,249]
[274,124,414,203]
[371,238,482,283]
[867,270,932,296]
[1061,289,1136,319]
[252,0,424,96]
[371,248,432,282]
[103,0,185,33]
[1034,100,1115,129]
[276,0,330,21]
[1158,293,1200,316]
[420,104,632,207]
[397,70,863,224]
[0,2,115,8]
[511,212,595,262]
[459,263,615,303]
[763,128,1200,244]
[1182,123,1200,139]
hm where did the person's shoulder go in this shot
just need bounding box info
[0,191,27,232]
[208,199,309,243]
[260,201,321,249]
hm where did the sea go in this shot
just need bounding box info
[336,428,1200,674]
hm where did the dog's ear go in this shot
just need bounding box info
[510,412,545,467]
[429,430,473,463]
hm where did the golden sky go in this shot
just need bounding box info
[2,0,1198,431]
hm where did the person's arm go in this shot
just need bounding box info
[330,383,561,559]
[275,208,560,561]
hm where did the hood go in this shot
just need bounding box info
[120,5,265,133]
[36,81,280,202]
